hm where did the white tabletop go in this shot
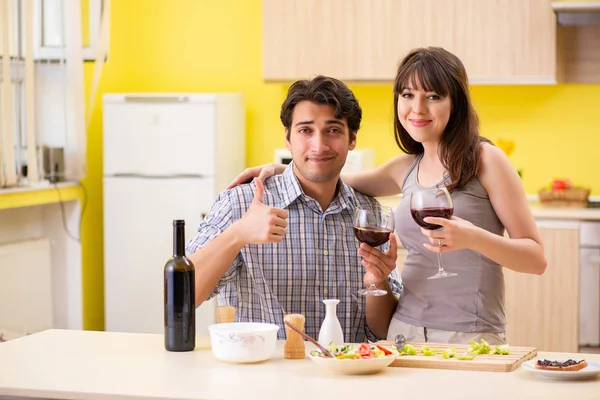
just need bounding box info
[0,329,599,400]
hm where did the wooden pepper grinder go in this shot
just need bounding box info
[216,305,236,323]
[284,314,306,359]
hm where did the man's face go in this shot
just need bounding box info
[286,100,356,186]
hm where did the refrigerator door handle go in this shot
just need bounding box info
[111,173,209,179]
[124,96,189,103]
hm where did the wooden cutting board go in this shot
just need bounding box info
[377,341,537,372]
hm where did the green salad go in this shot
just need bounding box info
[310,342,396,359]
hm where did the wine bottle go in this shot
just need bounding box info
[164,219,196,351]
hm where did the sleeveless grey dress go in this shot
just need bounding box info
[393,154,506,333]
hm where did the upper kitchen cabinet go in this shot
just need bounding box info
[262,0,557,84]
[554,1,600,84]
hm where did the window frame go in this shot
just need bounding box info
[32,0,103,61]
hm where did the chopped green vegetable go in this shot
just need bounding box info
[468,339,491,355]
[372,348,386,358]
[421,345,437,356]
[398,344,417,356]
[442,348,456,359]
[493,344,510,355]
[328,342,351,355]
[336,353,361,359]
[457,352,477,360]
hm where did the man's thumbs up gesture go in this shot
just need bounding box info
[233,179,289,245]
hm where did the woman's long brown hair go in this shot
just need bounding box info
[393,47,491,192]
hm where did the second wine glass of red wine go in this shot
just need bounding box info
[410,186,457,280]
[353,204,395,296]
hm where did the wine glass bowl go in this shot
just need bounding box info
[353,226,393,247]
[409,186,457,280]
[410,206,453,230]
[353,205,395,296]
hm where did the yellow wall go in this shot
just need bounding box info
[471,85,600,193]
[81,0,600,329]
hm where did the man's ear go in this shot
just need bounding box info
[285,129,291,150]
[349,132,357,150]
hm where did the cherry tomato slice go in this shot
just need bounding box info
[357,342,373,358]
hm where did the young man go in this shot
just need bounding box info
[186,76,401,342]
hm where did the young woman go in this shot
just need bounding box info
[229,47,547,344]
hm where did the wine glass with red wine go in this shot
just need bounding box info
[410,186,457,280]
[353,205,395,296]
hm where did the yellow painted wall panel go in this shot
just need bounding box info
[471,85,600,195]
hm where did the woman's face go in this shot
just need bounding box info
[397,77,451,145]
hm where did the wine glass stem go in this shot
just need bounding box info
[436,250,445,273]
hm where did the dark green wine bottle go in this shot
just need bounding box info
[164,219,195,351]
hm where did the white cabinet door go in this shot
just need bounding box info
[103,176,216,335]
[0,239,53,340]
[580,247,600,346]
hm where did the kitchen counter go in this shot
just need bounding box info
[529,205,600,221]
[376,196,600,221]
[0,182,82,210]
[0,329,599,400]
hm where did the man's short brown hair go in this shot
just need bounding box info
[280,75,362,141]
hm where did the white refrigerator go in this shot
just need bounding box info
[103,93,245,335]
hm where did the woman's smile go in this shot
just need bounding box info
[409,118,432,128]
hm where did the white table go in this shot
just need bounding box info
[0,329,599,400]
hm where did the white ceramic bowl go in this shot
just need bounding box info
[208,322,279,363]
[308,352,398,375]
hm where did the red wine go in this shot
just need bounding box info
[164,219,196,352]
[353,226,393,247]
[410,207,453,230]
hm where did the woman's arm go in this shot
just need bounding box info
[474,143,547,274]
[226,154,416,197]
[342,154,415,197]
[226,164,287,189]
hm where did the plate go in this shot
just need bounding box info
[308,353,397,375]
[521,359,600,381]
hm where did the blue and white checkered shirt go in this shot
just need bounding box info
[186,164,402,342]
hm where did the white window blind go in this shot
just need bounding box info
[0,0,107,188]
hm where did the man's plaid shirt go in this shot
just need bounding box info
[186,164,402,342]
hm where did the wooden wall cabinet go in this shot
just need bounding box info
[262,0,557,83]
[557,25,600,84]
[504,223,580,352]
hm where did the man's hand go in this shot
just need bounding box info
[232,179,289,245]
[359,233,398,287]
[362,233,400,338]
